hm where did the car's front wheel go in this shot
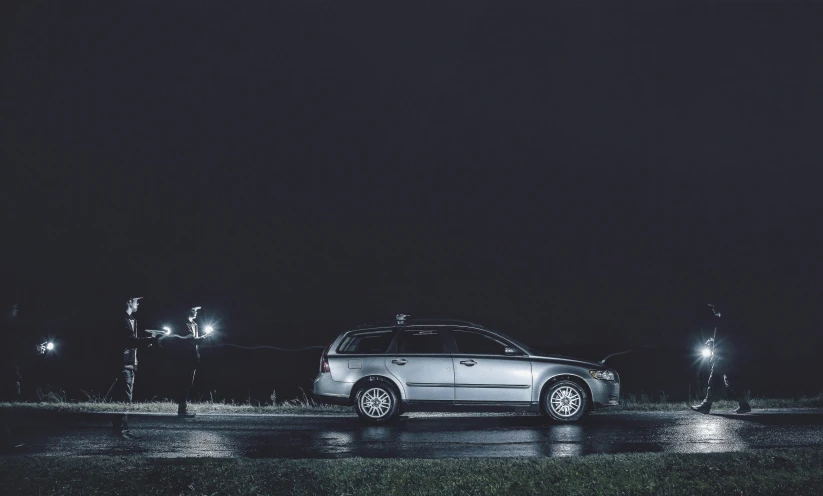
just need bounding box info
[542,380,588,422]
[354,383,399,424]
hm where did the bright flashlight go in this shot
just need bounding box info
[204,325,214,335]
[39,341,55,354]
[701,347,711,358]
[162,326,171,335]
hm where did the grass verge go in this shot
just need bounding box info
[1,447,822,495]
[1,392,822,416]
[614,393,823,412]
[0,399,351,415]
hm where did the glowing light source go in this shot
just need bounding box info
[46,342,54,351]
[701,347,711,358]
[162,326,171,335]
[204,325,214,335]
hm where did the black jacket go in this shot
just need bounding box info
[181,320,201,364]
[119,312,155,368]
[158,319,202,366]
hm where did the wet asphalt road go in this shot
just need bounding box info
[4,409,823,458]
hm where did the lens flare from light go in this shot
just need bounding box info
[204,325,214,335]
[701,347,711,358]
[163,326,171,335]
[46,342,54,351]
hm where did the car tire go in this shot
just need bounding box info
[542,380,588,422]
[354,382,399,424]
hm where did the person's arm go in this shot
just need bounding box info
[156,323,196,351]
[123,318,156,349]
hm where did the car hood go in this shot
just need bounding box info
[528,353,605,369]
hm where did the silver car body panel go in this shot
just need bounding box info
[329,355,391,384]
[385,356,454,401]
[313,372,351,398]
[453,356,532,402]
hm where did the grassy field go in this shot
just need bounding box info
[1,447,822,495]
[1,392,821,416]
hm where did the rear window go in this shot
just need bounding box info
[337,329,395,354]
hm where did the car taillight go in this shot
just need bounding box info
[319,340,333,373]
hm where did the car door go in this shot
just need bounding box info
[385,327,454,402]
[450,329,532,403]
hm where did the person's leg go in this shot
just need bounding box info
[724,373,751,413]
[113,369,135,432]
[112,370,125,431]
[176,367,186,413]
[178,367,196,417]
[174,366,183,412]
[691,363,718,413]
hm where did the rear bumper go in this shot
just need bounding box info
[314,394,352,406]
[313,372,354,405]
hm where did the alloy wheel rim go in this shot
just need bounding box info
[360,387,392,418]
[550,386,582,417]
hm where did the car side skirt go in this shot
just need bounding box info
[401,400,541,413]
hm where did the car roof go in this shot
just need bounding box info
[341,318,536,355]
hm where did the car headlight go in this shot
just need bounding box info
[589,370,615,381]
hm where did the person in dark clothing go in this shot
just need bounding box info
[1,303,23,402]
[159,306,209,418]
[690,304,752,414]
[112,297,157,438]
[1,302,25,451]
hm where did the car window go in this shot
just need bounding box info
[452,330,510,355]
[337,330,395,354]
[395,329,445,354]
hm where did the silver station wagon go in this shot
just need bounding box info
[313,315,620,423]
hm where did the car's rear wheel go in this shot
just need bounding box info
[354,383,399,424]
[542,380,588,422]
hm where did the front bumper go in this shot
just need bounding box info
[589,378,620,408]
[313,372,354,405]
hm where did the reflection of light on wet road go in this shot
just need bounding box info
[545,425,585,457]
[156,429,240,458]
[359,426,395,442]
[315,430,355,455]
[307,416,757,458]
[695,420,724,443]
[311,422,590,458]
[669,416,749,454]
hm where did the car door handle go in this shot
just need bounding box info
[459,359,476,366]
[391,359,407,365]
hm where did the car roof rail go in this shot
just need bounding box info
[408,318,488,329]
[352,321,395,330]
[352,316,488,330]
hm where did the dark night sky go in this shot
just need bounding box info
[1,1,822,359]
